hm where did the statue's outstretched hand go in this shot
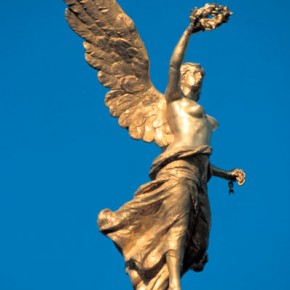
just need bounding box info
[190,4,232,33]
[229,169,246,185]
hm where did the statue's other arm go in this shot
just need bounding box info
[165,23,195,103]
[211,164,233,180]
[210,164,246,185]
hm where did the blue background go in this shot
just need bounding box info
[1,0,290,289]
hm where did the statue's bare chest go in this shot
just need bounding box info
[171,99,206,120]
[168,99,218,131]
[183,100,206,118]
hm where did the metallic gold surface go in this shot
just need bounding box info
[64,1,245,289]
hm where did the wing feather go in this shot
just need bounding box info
[65,0,173,148]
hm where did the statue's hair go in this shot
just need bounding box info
[180,62,205,78]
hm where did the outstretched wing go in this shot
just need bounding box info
[65,0,173,148]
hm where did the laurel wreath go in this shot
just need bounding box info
[190,3,232,31]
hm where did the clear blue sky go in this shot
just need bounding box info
[1,0,290,289]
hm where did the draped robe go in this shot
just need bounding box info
[98,145,212,289]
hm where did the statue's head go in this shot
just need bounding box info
[180,62,205,101]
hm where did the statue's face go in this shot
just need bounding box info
[180,65,204,101]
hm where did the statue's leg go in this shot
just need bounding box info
[166,249,183,290]
[165,181,192,290]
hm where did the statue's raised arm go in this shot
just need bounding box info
[165,4,232,103]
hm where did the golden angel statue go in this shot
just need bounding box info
[65,1,246,289]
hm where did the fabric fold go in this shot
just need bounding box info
[98,145,212,290]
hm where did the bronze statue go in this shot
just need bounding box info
[65,1,246,289]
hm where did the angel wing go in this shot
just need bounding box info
[65,0,173,148]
